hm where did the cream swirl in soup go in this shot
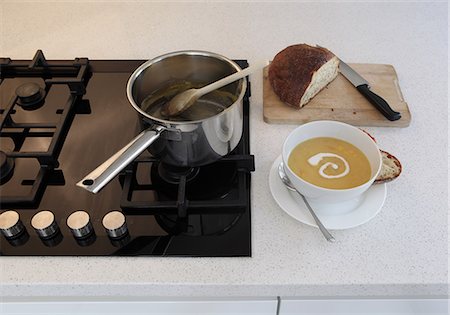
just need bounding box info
[307,153,350,179]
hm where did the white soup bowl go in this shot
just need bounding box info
[282,120,382,204]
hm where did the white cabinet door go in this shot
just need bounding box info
[279,298,448,315]
[1,298,278,315]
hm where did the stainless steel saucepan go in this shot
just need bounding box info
[77,51,247,193]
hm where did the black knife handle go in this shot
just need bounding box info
[356,84,401,121]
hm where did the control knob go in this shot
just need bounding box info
[0,210,25,238]
[67,210,93,238]
[31,210,59,239]
[102,211,128,239]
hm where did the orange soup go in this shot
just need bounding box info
[288,137,371,189]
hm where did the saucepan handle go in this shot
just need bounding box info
[77,126,165,194]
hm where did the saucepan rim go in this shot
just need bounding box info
[126,50,248,125]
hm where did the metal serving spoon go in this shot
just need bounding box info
[278,162,335,243]
[161,62,264,117]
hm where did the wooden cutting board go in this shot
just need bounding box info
[263,63,411,127]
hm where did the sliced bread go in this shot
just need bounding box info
[375,150,402,183]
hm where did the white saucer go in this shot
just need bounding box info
[269,155,387,230]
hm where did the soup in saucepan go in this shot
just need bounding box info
[288,137,371,189]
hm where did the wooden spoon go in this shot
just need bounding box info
[161,62,264,117]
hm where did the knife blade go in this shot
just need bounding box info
[339,59,401,121]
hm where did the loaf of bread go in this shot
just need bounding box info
[268,44,339,108]
[374,150,402,183]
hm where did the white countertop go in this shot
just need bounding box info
[0,1,448,298]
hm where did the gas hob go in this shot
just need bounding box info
[0,51,254,256]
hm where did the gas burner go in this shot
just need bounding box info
[157,163,199,184]
[0,151,14,184]
[0,50,90,208]
[15,82,46,110]
[151,161,237,201]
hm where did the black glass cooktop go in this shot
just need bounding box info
[0,51,253,256]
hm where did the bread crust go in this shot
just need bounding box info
[268,44,337,108]
[374,150,402,183]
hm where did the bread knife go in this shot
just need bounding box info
[339,60,401,121]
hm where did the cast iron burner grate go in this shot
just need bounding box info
[0,50,91,208]
[120,154,254,232]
